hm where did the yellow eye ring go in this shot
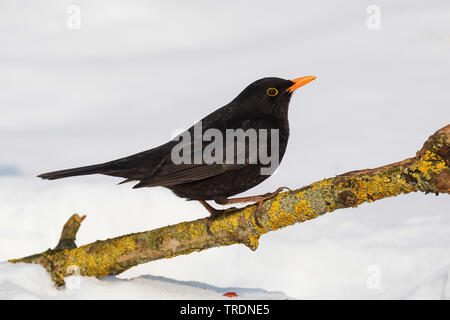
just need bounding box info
[267,88,278,96]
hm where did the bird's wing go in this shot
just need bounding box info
[132,118,274,188]
[132,163,246,188]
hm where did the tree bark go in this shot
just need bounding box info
[9,125,450,286]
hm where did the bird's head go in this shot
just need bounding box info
[233,76,316,117]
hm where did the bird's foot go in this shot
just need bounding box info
[219,186,291,227]
[253,186,291,201]
[199,187,290,232]
[199,200,237,235]
[250,188,290,227]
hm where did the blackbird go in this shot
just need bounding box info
[39,76,315,219]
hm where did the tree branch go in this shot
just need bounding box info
[9,125,450,286]
[55,214,86,251]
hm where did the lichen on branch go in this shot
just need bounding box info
[9,125,450,286]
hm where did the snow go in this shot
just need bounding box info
[0,262,289,300]
[1,178,449,299]
[1,0,450,299]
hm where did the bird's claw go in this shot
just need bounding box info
[252,187,290,227]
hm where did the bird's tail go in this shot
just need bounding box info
[38,162,118,180]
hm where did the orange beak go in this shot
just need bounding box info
[286,76,316,93]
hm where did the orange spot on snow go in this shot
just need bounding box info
[223,292,238,298]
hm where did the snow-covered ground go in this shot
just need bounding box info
[0,262,289,299]
[0,1,449,299]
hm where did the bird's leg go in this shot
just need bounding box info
[199,187,289,232]
[216,187,290,227]
[199,200,225,220]
[199,200,241,235]
[218,187,290,205]
[199,200,228,235]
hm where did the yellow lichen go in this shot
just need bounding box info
[266,209,297,230]
[411,150,446,180]
[294,199,317,221]
[209,210,241,234]
[310,178,332,192]
[176,223,187,234]
[188,223,207,239]
[49,235,138,278]
[245,234,260,251]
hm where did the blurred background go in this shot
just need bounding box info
[0,0,449,298]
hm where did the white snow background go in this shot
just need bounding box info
[0,0,449,299]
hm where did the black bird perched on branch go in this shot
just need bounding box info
[39,76,316,219]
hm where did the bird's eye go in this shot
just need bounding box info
[266,88,278,97]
